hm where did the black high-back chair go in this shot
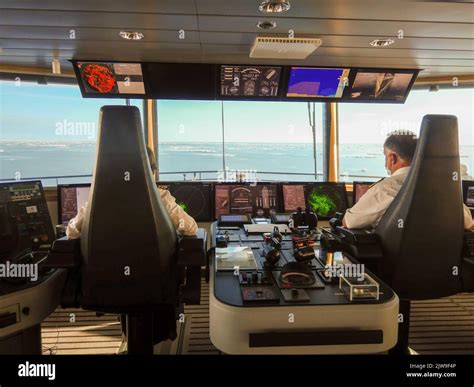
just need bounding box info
[80,106,179,353]
[375,114,464,353]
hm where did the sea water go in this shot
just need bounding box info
[1,141,473,185]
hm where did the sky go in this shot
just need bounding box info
[0,81,472,146]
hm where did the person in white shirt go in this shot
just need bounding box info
[343,131,474,231]
[66,146,198,239]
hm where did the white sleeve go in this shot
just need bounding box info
[66,204,87,239]
[159,189,198,236]
[463,204,473,230]
[344,185,391,229]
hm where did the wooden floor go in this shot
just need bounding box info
[42,288,474,355]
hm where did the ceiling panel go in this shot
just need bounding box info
[2,38,472,59]
[0,0,472,78]
[200,44,474,61]
[196,0,474,23]
[0,0,197,13]
[0,26,201,43]
[198,16,474,39]
[199,32,474,51]
[0,10,199,30]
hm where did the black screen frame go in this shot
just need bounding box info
[156,180,214,222]
[57,183,92,225]
[72,60,148,99]
[344,67,420,104]
[462,180,474,208]
[281,181,349,220]
[352,181,374,205]
[213,181,281,219]
[72,60,420,104]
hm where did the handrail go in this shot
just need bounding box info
[0,170,383,184]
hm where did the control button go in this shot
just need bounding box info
[22,307,30,316]
[291,289,299,298]
[251,273,259,284]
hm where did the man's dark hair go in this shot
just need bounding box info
[384,130,418,162]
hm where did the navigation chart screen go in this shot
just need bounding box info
[215,184,279,217]
[286,67,350,98]
[220,65,281,97]
[350,71,415,101]
[77,62,145,95]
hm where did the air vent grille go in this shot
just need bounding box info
[250,37,322,59]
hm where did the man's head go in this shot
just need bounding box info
[146,145,157,177]
[383,130,418,175]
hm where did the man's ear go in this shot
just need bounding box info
[390,152,398,165]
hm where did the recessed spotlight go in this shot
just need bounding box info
[259,0,291,14]
[119,31,145,40]
[369,39,395,47]
[257,21,277,30]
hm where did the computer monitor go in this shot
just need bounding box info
[73,61,145,97]
[214,183,279,218]
[58,184,91,225]
[462,180,474,209]
[220,65,282,97]
[352,181,373,205]
[157,181,213,222]
[286,67,351,98]
[282,182,348,220]
[349,69,417,102]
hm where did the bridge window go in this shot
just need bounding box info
[156,100,324,182]
[0,80,135,185]
[338,88,474,182]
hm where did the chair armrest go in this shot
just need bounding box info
[42,237,82,269]
[177,228,207,305]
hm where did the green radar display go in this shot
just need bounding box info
[156,182,212,222]
[178,202,189,212]
[306,183,348,219]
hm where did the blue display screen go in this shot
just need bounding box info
[286,67,350,98]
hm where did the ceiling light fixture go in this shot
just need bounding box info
[119,31,145,40]
[257,21,277,30]
[259,0,291,14]
[369,39,395,48]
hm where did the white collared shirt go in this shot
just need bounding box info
[344,167,474,230]
[66,188,198,239]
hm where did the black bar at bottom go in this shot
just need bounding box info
[249,330,383,348]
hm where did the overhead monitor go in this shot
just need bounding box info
[462,180,474,209]
[286,67,350,98]
[349,70,417,102]
[58,184,91,225]
[157,182,213,222]
[214,183,279,218]
[75,61,145,96]
[282,182,348,220]
[353,182,373,204]
[220,65,281,97]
